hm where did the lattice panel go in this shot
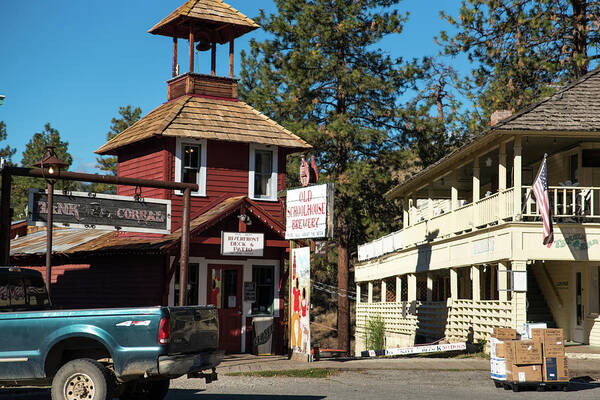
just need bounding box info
[444,299,514,343]
[385,278,396,302]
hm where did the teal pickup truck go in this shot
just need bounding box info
[0,267,223,400]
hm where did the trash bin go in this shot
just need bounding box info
[252,316,274,355]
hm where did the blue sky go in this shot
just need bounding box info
[0,0,464,172]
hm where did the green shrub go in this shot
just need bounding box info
[365,314,385,350]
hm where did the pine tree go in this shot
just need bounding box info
[11,123,73,221]
[438,0,600,119]
[91,105,142,193]
[240,0,419,353]
[0,121,16,165]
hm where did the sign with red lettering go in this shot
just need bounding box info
[285,184,334,239]
[221,232,264,257]
[27,189,171,234]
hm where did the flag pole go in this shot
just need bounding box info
[521,153,548,215]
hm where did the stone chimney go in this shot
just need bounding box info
[490,110,513,126]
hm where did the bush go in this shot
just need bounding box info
[365,314,385,350]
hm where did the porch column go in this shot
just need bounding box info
[511,261,527,330]
[450,268,458,300]
[396,276,402,302]
[368,282,373,303]
[472,265,481,301]
[356,284,361,303]
[498,261,508,302]
[473,156,480,227]
[428,184,434,220]
[381,279,387,303]
[451,170,458,211]
[426,274,433,302]
[513,137,522,220]
[499,142,507,222]
[408,274,417,302]
[403,198,409,229]
[408,198,414,227]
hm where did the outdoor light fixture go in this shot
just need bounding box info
[33,146,68,299]
[485,157,493,167]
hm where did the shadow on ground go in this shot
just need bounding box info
[166,391,326,400]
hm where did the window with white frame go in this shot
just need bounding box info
[175,138,206,196]
[249,144,278,200]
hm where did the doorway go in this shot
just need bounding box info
[573,265,585,343]
[207,264,243,353]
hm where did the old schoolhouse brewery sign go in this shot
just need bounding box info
[221,232,264,257]
[285,184,333,239]
[28,189,171,234]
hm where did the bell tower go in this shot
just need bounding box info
[148,0,259,100]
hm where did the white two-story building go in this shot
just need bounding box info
[355,68,600,353]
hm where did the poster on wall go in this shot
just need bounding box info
[290,247,311,357]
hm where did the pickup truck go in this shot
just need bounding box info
[0,266,223,400]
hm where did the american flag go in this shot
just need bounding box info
[532,155,553,247]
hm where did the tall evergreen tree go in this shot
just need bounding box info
[91,105,142,193]
[438,0,600,120]
[0,121,16,165]
[11,123,73,220]
[240,0,419,353]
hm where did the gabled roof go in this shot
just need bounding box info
[95,95,311,155]
[387,66,600,199]
[148,0,259,43]
[494,68,600,132]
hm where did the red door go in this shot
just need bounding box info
[207,265,243,353]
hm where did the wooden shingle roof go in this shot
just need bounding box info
[95,96,311,155]
[148,0,259,43]
[494,68,600,132]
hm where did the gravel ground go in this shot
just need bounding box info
[166,369,600,400]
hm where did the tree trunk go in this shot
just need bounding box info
[571,0,588,77]
[336,217,350,355]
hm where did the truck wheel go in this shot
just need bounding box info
[120,378,170,400]
[51,358,114,400]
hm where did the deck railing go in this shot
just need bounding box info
[358,185,600,262]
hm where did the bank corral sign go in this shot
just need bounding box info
[28,189,171,234]
[221,232,264,257]
[285,184,334,239]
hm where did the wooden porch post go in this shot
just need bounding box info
[451,170,458,211]
[473,156,480,227]
[172,37,178,77]
[396,276,402,302]
[403,198,409,229]
[472,265,481,301]
[381,279,387,302]
[229,39,235,77]
[408,274,417,301]
[408,197,414,227]
[498,142,507,223]
[450,268,458,300]
[498,261,508,301]
[178,187,191,306]
[426,274,433,302]
[356,283,361,303]
[513,136,522,220]
[511,261,527,329]
[427,184,434,220]
[367,281,373,303]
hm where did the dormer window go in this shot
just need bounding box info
[175,138,206,196]
[249,144,278,201]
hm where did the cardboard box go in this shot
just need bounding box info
[490,357,507,381]
[530,328,544,343]
[493,328,518,340]
[543,356,569,382]
[544,329,564,346]
[495,342,505,358]
[543,342,565,357]
[505,340,542,365]
[506,364,542,383]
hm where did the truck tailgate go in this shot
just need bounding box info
[167,306,218,355]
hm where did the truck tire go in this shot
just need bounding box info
[51,358,114,400]
[120,378,170,400]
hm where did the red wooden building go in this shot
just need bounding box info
[10,0,311,354]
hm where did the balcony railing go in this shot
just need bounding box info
[357,185,599,262]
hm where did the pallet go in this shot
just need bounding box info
[492,379,569,392]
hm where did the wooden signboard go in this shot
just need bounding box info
[27,189,171,234]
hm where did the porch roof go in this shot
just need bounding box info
[388,67,600,200]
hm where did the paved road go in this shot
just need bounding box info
[165,369,600,400]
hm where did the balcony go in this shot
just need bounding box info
[358,185,600,262]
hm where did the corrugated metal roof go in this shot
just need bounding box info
[10,228,111,256]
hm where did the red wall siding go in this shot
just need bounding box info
[116,138,169,200]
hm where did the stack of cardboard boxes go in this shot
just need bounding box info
[490,327,569,384]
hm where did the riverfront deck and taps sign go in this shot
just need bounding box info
[27,189,171,234]
[285,184,334,240]
[221,232,264,257]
